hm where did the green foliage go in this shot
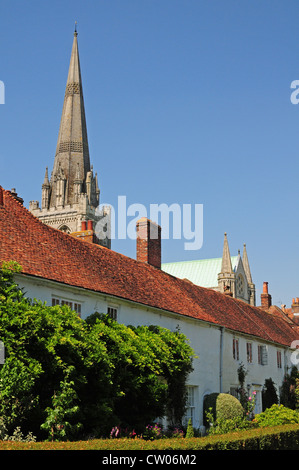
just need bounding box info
[280,366,298,409]
[1,424,299,450]
[203,393,243,426]
[254,404,299,427]
[262,378,278,411]
[185,419,194,438]
[85,315,194,433]
[0,264,194,440]
[40,367,82,441]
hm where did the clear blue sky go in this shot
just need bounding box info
[1,0,299,307]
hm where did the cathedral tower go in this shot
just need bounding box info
[30,27,110,247]
[217,233,236,297]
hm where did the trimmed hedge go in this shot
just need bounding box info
[0,424,298,450]
[203,392,244,426]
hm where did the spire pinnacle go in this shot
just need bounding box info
[242,243,253,283]
[74,21,78,36]
[221,232,233,274]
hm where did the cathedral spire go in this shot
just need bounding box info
[30,28,110,248]
[50,27,92,207]
[221,233,233,274]
[218,232,236,297]
[242,243,253,283]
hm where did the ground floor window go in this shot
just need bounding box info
[184,386,197,426]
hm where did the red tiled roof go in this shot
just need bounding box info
[0,187,298,347]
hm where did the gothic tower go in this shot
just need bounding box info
[217,233,236,297]
[30,27,110,248]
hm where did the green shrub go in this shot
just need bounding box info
[185,419,194,438]
[1,424,299,450]
[255,404,299,427]
[203,392,243,426]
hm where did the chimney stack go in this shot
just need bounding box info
[136,218,161,269]
[291,297,299,314]
[261,282,272,310]
[0,187,3,207]
[71,220,96,244]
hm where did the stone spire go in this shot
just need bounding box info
[243,243,256,306]
[218,233,236,297]
[29,28,111,248]
[242,243,252,284]
[221,233,233,274]
[49,26,95,208]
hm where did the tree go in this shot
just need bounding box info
[262,378,278,411]
[280,366,299,410]
[0,262,113,439]
[0,263,195,439]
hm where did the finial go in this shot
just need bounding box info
[74,21,78,36]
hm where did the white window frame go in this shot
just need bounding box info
[107,306,118,321]
[258,344,268,365]
[233,338,239,360]
[277,350,282,369]
[52,296,82,316]
[246,342,253,363]
[184,386,196,426]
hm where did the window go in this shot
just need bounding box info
[230,387,239,399]
[247,342,253,363]
[107,307,117,321]
[52,297,82,316]
[277,350,282,368]
[258,345,268,365]
[184,386,196,426]
[233,338,239,360]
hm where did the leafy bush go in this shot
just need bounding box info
[203,392,243,426]
[254,404,299,427]
[262,378,278,411]
[185,419,194,438]
[0,262,195,440]
[1,424,299,450]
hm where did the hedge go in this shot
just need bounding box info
[0,423,298,450]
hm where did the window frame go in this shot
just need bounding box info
[246,342,253,363]
[52,296,82,316]
[233,338,239,361]
[107,306,118,321]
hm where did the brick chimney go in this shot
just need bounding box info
[10,188,24,205]
[136,218,161,269]
[261,282,272,310]
[0,186,3,207]
[291,298,299,314]
[70,220,96,244]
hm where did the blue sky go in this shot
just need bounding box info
[1,0,299,307]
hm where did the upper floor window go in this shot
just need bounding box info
[52,297,81,316]
[233,338,239,360]
[107,306,118,321]
[258,345,268,365]
[277,350,282,368]
[247,342,253,363]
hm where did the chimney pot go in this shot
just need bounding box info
[81,221,87,231]
[263,282,268,294]
[87,220,93,230]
